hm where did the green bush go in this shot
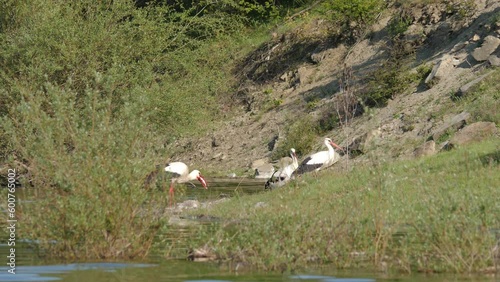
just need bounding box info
[272,115,317,159]
[2,80,170,259]
[2,80,167,259]
[387,13,412,37]
[319,0,385,40]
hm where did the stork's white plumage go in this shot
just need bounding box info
[278,148,299,180]
[265,148,299,189]
[165,162,207,206]
[294,137,343,175]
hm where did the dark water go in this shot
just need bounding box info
[1,179,497,282]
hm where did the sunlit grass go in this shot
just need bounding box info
[190,138,500,273]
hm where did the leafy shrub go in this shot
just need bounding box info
[272,115,317,159]
[2,80,167,259]
[319,0,385,40]
[387,13,412,37]
[363,62,412,107]
[362,42,432,107]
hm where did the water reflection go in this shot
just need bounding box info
[0,262,154,282]
[181,178,265,202]
[289,275,375,282]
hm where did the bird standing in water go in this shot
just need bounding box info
[165,162,208,206]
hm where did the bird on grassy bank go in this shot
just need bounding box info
[165,162,208,207]
[293,137,344,175]
[265,148,299,189]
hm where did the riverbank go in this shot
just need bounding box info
[181,138,500,273]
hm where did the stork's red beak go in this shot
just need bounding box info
[197,175,208,189]
[331,141,344,152]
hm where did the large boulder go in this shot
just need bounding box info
[450,122,498,146]
[254,163,275,179]
[425,54,455,87]
[414,140,436,158]
[348,129,382,155]
[472,35,500,61]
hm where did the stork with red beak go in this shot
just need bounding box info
[165,162,208,206]
[294,137,343,175]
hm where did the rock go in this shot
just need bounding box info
[188,246,216,262]
[450,41,468,53]
[431,112,471,141]
[177,200,200,210]
[211,152,223,160]
[297,66,314,84]
[454,71,494,99]
[425,54,455,87]
[251,158,268,170]
[254,202,267,208]
[254,163,275,179]
[211,136,219,147]
[348,129,382,155]
[311,51,326,64]
[280,72,291,82]
[472,34,480,41]
[472,35,500,61]
[414,140,436,158]
[488,55,500,66]
[310,47,333,64]
[450,122,498,146]
[439,140,453,151]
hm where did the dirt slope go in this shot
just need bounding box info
[168,1,500,176]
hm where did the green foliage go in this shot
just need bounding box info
[364,63,409,107]
[2,82,167,259]
[446,0,477,20]
[0,0,252,259]
[363,53,431,107]
[272,115,317,159]
[192,138,500,272]
[387,14,412,37]
[319,0,385,39]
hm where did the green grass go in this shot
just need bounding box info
[455,69,500,125]
[188,138,500,273]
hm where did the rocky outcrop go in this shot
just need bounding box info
[431,112,471,141]
[472,35,500,62]
[450,122,498,146]
[253,162,275,179]
[425,54,456,87]
[414,140,436,158]
[347,129,382,155]
[454,71,495,99]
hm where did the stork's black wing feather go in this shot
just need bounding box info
[294,157,322,175]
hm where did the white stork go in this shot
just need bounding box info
[165,162,208,206]
[294,137,343,175]
[265,148,299,189]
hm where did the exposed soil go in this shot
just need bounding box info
[168,1,500,177]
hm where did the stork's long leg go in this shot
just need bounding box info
[169,182,175,207]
